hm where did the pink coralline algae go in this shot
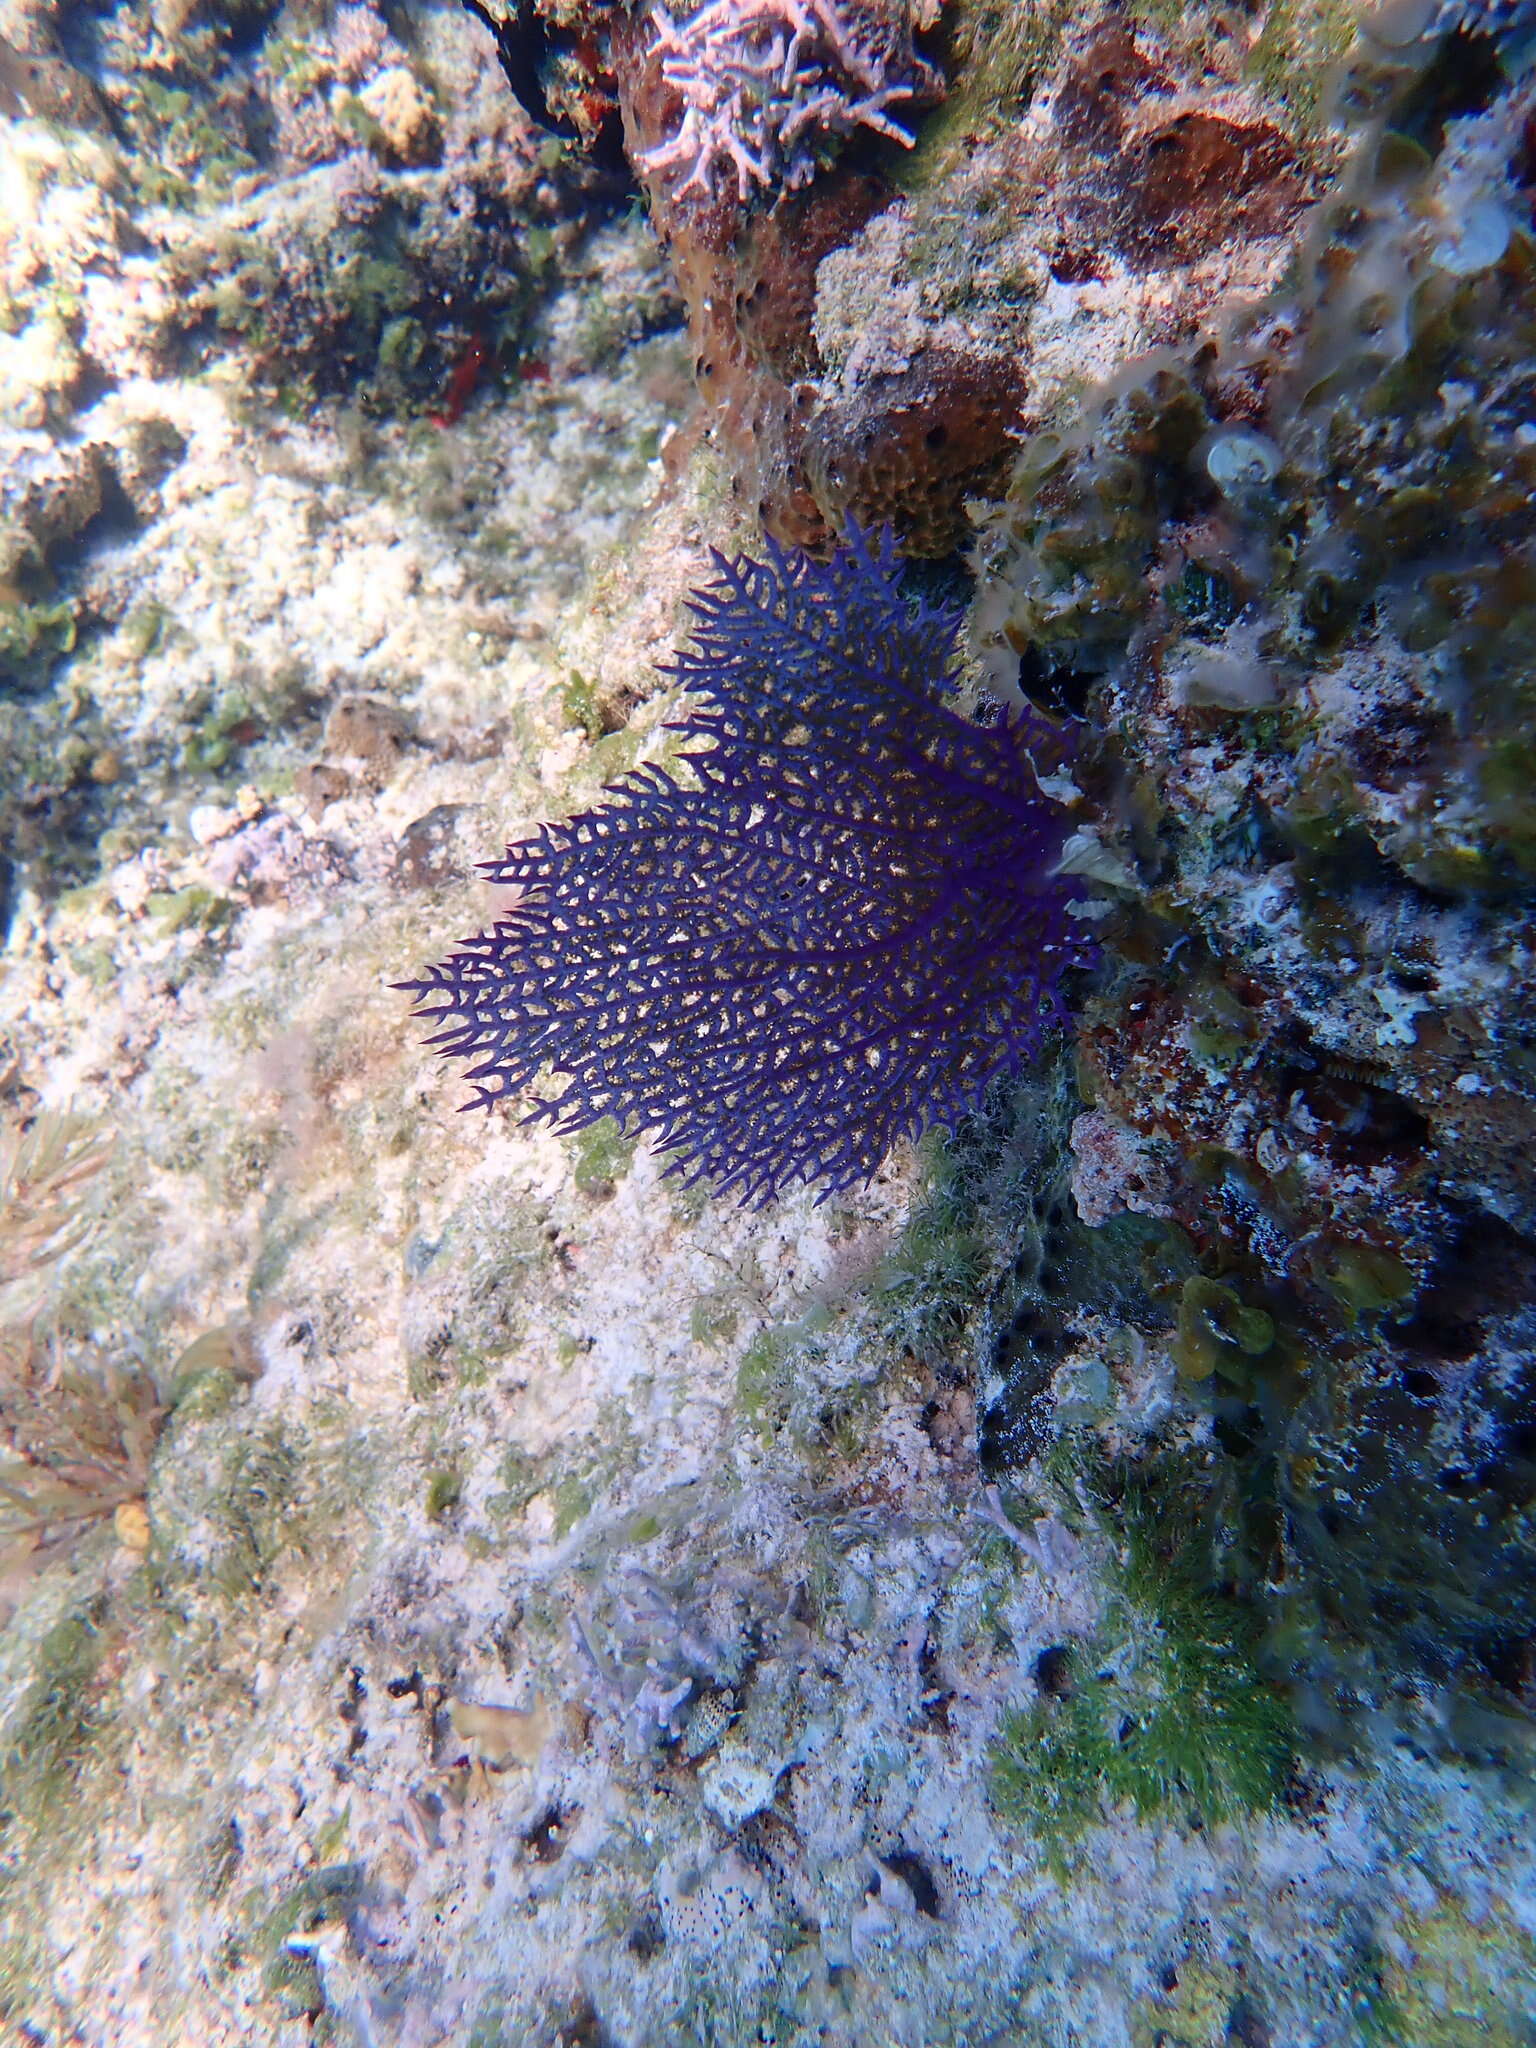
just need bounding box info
[640,0,936,203]
[1068,1109,1176,1231]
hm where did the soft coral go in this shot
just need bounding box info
[401,529,1094,1204]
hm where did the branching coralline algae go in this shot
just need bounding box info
[403,529,1094,1203]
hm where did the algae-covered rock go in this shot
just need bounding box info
[595,0,1344,555]
[967,18,1536,1741]
[0,3,1531,2044]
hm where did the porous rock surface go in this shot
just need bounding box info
[0,4,1532,2045]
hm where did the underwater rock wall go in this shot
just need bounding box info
[0,2,1532,2045]
[603,0,1343,553]
[971,14,1536,1737]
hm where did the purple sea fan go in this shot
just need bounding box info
[400,530,1096,1205]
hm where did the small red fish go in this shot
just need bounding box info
[429,332,489,427]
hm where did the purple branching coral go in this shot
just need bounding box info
[401,530,1095,1205]
[640,0,935,203]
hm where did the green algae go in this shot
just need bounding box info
[123,74,257,209]
[0,595,76,681]
[147,883,235,936]
[1319,1241,1416,1321]
[0,1597,131,2006]
[241,1863,363,2020]
[424,1468,462,1521]
[869,1125,995,1360]
[1131,1953,1248,2048]
[900,0,1071,181]
[551,1472,595,1538]
[400,1194,547,1397]
[560,667,604,742]
[0,1603,112,1825]
[1173,1276,1277,1382]
[377,312,427,379]
[567,1114,636,1198]
[487,1445,544,1525]
[1245,0,1361,132]
[687,1288,740,1351]
[1371,1903,1536,2048]
[169,1361,243,1424]
[736,1326,795,1444]
[991,1502,1295,1865]
[203,1422,313,1602]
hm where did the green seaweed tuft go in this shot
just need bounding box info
[991,1496,1294,1863]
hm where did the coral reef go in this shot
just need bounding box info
[597,0,1337,558]
[0,1,1531,2043]
[0,0,627,431]
[0,0,686,919]
[971,14,1536,1730]
[637,0,941,204]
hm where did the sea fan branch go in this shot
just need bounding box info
[402,529,1095,1204]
